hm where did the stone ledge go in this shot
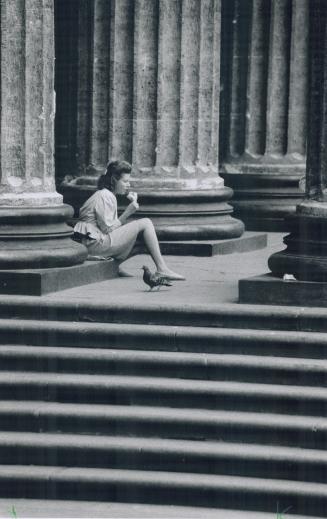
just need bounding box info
[0,260,119,296]
[239,273,327,307]
[159,232,267,257]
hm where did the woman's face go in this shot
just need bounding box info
[113,173,131,195]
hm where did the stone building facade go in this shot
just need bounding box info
[0,0,87,270]
[56,0,245,241]
[220,0,308,230]
[55,0,309,236]
[0,0,320,272]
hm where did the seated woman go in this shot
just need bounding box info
[74,160,185,280]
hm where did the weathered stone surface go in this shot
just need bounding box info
[220,0,308,230]
[160,232,267,257]
[63,186,245,241]
[288,0,309,156]
[109,0,134,161]
[59,0,244,241]
[266,0,290,156]
[0,259,118,296]
[90,0,110,171]
[268,212,327,282]
[1,0,57,196]
[132,0,158,170]
[156,0,181,167]
[0,205,86,270]
[268,0,327,283]
[239,274,327,308]
[0,0,87,268]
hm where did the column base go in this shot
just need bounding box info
[135,188,245,240]
[0,259,118,296]
[61,182,245,241]
[0,205,87,269]
[221,170,305,232]
[227,198,303,232]
[268,211,327,282]
[239,273,327,308]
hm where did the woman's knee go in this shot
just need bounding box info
[139,217,154,230]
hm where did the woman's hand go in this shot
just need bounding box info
[119,198,139,224]
[126,192,139,214]
[128,200,139,213]
[127,191,138,203]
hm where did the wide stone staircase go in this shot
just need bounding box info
[0,297,326,516]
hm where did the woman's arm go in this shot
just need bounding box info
[118,200,139,225]
[94,191,122,233]
[95,190,139,232]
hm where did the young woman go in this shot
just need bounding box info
[74,160,185,280]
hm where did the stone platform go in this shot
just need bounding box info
[239,273,327,307]
[0,498,315,519]
[159,232,267,256]
[0,232,266,296]
[0,259,118,296]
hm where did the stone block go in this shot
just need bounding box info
[159,232,267,257]
[239,273,327,307]
[0,260,118,296]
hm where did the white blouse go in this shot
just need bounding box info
[74,188,122,240]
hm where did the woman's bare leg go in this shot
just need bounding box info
[139,219,185,279]
[111,218,185,279]
[139,218,167,271]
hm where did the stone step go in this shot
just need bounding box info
[1,302,326,517]
[0,465,326,516]
[1,298,327,331]
[1,320,327,359]
[2,498,315,519]
[0,401,325,449]
[1,345,327,387]
[0,371,326,416]
[0,431,326,483]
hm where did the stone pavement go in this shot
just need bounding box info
[47,233,285,307]
[0,498,316,519]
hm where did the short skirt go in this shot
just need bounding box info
[83,220,143,261]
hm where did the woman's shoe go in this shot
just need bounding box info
[156,270,186,281]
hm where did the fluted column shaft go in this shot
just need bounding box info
[1,0,59,203]
[60,0,244,241]
[127,0,223,189]
[220,0,309,231]
[0,0,86,269]
[74,0,111,179]
[64,0,223,182]
[268,0,327,281]
[109,0,134,162]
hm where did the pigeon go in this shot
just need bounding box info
[142,265,173,291]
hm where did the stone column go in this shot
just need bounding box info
[60,0,244,241]
[268,0,327,281]
[58,0,134,208]
[220,0,309,231]
[0,0,87,269]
